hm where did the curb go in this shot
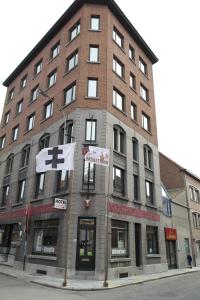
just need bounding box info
[0,272,17,279]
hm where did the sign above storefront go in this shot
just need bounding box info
[54,198,67,210]
[165,228,177,240]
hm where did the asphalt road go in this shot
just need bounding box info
[1,272,200,300]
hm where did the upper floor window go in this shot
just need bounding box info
[130,73,136,90]
[87,78,98,98]
[90,15,100,30]
[142,113,151,132]
[85,119,96,142]
[0,135,6,149]
[144,145,153,169]
[89,45,99,63]
[64,82,76,105]
[140,84,149,102]
[113,125,126,154]
[131,102,137,121]
[34,60,42,75]
[50,42,60,59]
[113,56,124,78]
[113,27,124,48]
[27,113,35,131]
[4,111,10,125]
[31,85,39,102]
[69,22,80,41]
[16,99,23,115]
[59,121,73,144]
[17,179,26,203]
[132,138,138,161]
[44,101,53,119]
[113,88,125,112]
[146,226,159,254]
[57,170,69,192]
[67,50,78,72]
[35,173,45,197]
[133,174,139,201]
[47,70,57,88]
[83,160,95,185]
[192,213,199,228]
[162,186,172,216]
[139,57,148,75]
[21,144,30,168]
[1,185,9,207]
[5,154,14,174]
[20,75,27,89]
[129,46,135,61]
[113,166,125,195]
[12,125,19,141]
[189,186,200,202]
[7,88,14,103]
[39,133,50,151]
[145,180,154,204]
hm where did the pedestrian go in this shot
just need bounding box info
[187,254,192,268]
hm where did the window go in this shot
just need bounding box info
[57,170,69,192]
[146,180,154,204]
[17,179,26,202]
[59,122,73,144]
[193,213,198,228]
[44,101,53,119]
[0,135,6,149]
[132,138,138,161]
[50,42,60,59]
[34,60,42,75]
[47,70,57,88]
[111,220,128,257]
[142,113,151,132]
[113,89,125,111]
[113,27,124,48]
[144,145,152,169]
[5,154,14,174]
[16,99,23,114]
[113,166,124,194]
[85,119,96,142]
[140,84,149,102]
[146,226,159,254]
[87,78,98,98]
[130,73,136,90]
[189,186,199,202]
[131,102,137,121]
[31,86,39,102]
[139,57,148,75]
[69,22,80,41]
[90,15,100,30]
[32,219,59,256]
[129,46,135,61]
[35,173,45,197]
[39,134,50,151]
[67,50,78,72]
[12,126,19,141]
[64,82,76,105]
[133,174,139,201]
[113,125,125,154]
[27,113,35,131]
[89,45,99,62]
[4,111,10,125]
[83,160,95,185]
[20,75,27,89]
[7,89,14,102]
[113,56,124,78]
[20,145,30,168]
[162,186,172,216]
[1,185,9,207]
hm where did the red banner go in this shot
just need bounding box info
[165,228,177,240]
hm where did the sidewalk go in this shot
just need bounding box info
[0,264,200,291]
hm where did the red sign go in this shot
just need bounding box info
[165,228,177,240]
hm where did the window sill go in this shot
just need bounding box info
[32,71,41,80]
[28,99,38,106]
[66,33,80,47]
[139,69,149,80]
[84,96,100,100]
[80,189,96,195]
[12,202,23,208]
[130,86,137,94]
[83,142,98,146]
[17,87,26,95]
[88,29,102,32]
[46,82,57,92]
[19,166,28,172]
[110,257,131,263]
[112,193,129,201]
[133,200,142,205]
[146,254,160,258]
[131,118,138,125]
[40,115,53,124]
[87,60,101,64]
[145,203,157,210]
[0,206,6,210]
[48,55,59,65]
[62,99,76,109]
[112,70,126,84]
[63,65,78,77]
[129,58,136,65]
[24,128,34,135]
[112,104,127,116]
[112,39,126,54]
[140,96,151,106]
[113,149,126,158]
[141,127,152,135]
[53,191,70,198]
[28,254,57,261]
[31,197,44,203]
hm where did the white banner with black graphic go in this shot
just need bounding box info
[36,143,76,173]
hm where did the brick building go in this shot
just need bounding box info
[0,0,168,280]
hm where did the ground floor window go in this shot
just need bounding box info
[111,219,128,257]
[146,225,159,254]
[32,219,59,256]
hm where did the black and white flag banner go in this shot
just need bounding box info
[36,143,76,173]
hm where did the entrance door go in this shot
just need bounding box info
[166,240,177,269]
[135,223,142,267]
[76,217,96,271]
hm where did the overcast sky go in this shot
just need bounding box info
[1,0,200,176]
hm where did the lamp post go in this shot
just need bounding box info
[38,89,72,286]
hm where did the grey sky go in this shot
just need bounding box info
[1,0,200,176]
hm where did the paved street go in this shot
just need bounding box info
[1,272,200,300]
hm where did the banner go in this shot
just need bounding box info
[36,143,76,172]
[84,146,109,167]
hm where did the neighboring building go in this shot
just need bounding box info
[0,0,167,280]
[160,153,200,267]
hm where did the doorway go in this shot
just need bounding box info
[76,217,96,271]
[166,240,177,269]
[135,223,142,267]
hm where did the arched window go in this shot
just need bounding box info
[113,125,126,155]
[20,145,30,168]
[59,121,73,144]
[143,145,153,169]
[132,138,138,161]
[39,133,50,151]
[5,153,14,175]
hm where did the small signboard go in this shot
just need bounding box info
[54,198,67,210]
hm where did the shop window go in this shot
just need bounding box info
[146,225,159,254]
[111,220,128,257]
